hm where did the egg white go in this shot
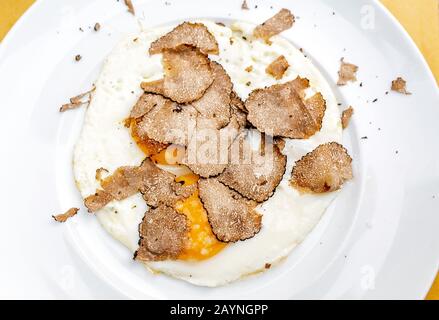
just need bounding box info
[73,21,343,287]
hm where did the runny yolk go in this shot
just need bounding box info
[175,174,227,261]
[130,127,227,261]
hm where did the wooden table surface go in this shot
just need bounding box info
[0,0,437,300]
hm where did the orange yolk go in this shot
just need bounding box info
[130,126,227,261]
[175,174,227,261]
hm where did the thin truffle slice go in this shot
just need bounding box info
[217,132,287,202]
[129,94,170,155]
[149,22,219,55]
[100,166,146,201]
[391,77,411,95]
[254,9,295,43]
[304,92,326,131]
[130,119,168,156]
[124,0,135,15]
[192,61,232,129]
[230,90,247,113]
[85,159,195,212]
[290,142,353,193]
[139,158,196,207]
[52,208,79,223]
[337,58,358,86]
[84,190,113,213]
[59,86,95,112]
[183,110,242,178]
[245,77,326,139]
[143,45,214,104]
[230,95,248,128]
[274,137,286,152]
[341,106,354,129]
[135,205,188,261]
[135,93,197,146]
[130,93,167,119]
[266,55,290,80]
[139,79,164,97]
[95,167,109,181]
[198,178,261,242]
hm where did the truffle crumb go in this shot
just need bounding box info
[341,106,354,129]
[124,0,135,15]
[265,55,289,80]
[337,58,358,86]
[53,208,79,223]
[391,77,411,95]
[94,23,101,31]
[60,85,96,112]
[95,167,109,181]
[253,8,295,44]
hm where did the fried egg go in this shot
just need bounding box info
[73,21,343,286]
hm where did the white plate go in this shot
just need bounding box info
[0,0,438,299]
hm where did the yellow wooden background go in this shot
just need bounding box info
[0,0,438,299]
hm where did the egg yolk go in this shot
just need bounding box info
[175,174,227,261]
[130,127,227,261]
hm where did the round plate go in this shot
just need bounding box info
[0,0,437,299]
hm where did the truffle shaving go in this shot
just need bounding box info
[337,58,358,86]
[84,159,195,212]
[95,167,109,181]
[149,22,219,55]
[84,190,113,213]
[134,93,197,146]
[60,86,95,112]
[254,9,295,43]
[304,92,326,132]
[130,119,168,156]
[139,79,164,96]
[198,178,261,242]
[183,110,242,178]
[230,91,247,113]
[192,61,232,129]
[135,205,188,261]
[143,45,214,104]
[230,95,248,128]
[245,77,326,139]
[290,142,353,193]
[391,77,411,95]
[341,106,354,129]
[266,55,290,80]
[139,158,196,207]
[217,132,287,202]
[100,166,146,201]
[274,137,286,151]
[124,0,135,15]
[52,208,79,223]
[130,93,166,119]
